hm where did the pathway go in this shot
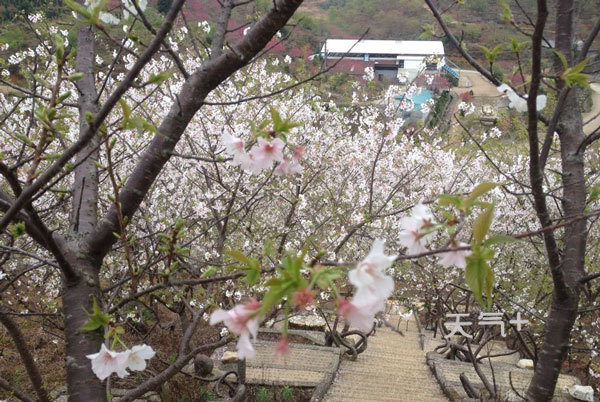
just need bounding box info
[323,318,448,402]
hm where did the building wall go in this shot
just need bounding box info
[403,59,424,69]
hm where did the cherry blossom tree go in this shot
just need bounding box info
[424,0,600,398]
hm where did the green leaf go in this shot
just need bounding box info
[78,319,104,332]
[483,234,520,247]
[465,182,498,205]
[64,0,92,19]
[79,298,110,332]
[499,0,513,23]
[245,268,260,285]
[465,256,487,305]
[149,71,172,85]
[473,205,494,245]
[15,133,33,146]
[509,37,527,53]
[270,107,283,130]
[58,91,72,103]
[224,249,250,265]
[438,194,464,209]
[119,99,131,122]
[479,44,502,63]
[67,72,85,81]
[201,267,217,278]
[552,50,569,71]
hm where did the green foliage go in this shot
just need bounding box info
[0,26,26,49]
[281,386,293,402]
[224,249,262,285]
[480,44,503,64]
[79,298,110,332]
[157,0,172,15]
[197,386,215,402]
[438,182,519,307]
[428,90,451,128]
[0,0,62,21]
[499,0,513,23]
[9,221,26,238]
[256,387,274,402]
[554,50,590,89]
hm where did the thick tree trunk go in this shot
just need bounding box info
[63,252,105,402]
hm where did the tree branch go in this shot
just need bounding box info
[0,0,186,233]
[86,0,305,259]
[0,312,51,402]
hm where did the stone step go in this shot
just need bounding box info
[323,317,448,401]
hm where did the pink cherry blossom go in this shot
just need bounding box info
[292,145,305,160]
[249,138,284,170]
[125,344,155,371]
[348,239,396,299]
[292,288,314,308]
[398,216,434,254]
[274,337,290,357]
[338,292,383,332]
[222,133,244,155]
[274,157,303,176]
[86,344,130,381]
[438,242,471,269]
[398,204,436,254]
[210,300,261,360]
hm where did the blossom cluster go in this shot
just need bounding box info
[340,239,397,331]
[86,344,155,381]
[398,203,470,268]
[222,133,304,176]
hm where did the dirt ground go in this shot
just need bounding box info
[457,69,503,97]
[458,70,600,135]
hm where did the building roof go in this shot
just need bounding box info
[321,39,444,56]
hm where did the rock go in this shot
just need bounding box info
[194,354,214,376]
[50,385,68,402]
[568,385,594,402]
[182,360,195,375]
[221,350,238,364]
[516,359,534,369]
[289,314,326,331]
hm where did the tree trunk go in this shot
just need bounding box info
[526,1,587,398]
[63,252,105,402]
[64,17,105,402]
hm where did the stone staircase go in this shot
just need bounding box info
[322,318,448,402]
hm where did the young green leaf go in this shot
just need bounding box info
[473,205,494,245]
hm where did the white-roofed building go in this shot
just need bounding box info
[319,39,447,82]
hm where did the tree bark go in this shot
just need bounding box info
[65,21,105,402]
[63,250,105,402]
[526,0,587,399]
[71,24,100,236]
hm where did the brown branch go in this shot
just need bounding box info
[86,0,305,259]
[0,312,51,402]
[423,0,500,86]
[0,376,36,402]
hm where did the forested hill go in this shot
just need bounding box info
[1,0,599,60]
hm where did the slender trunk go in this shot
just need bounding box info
[65,20,104,401]
[526,1,587,398]
[71,24,99,235]
[211,0,233,59]
[63,252,105,402]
